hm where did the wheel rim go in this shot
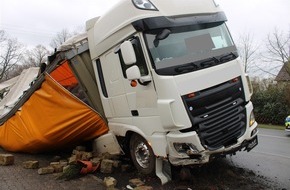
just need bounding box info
[134,142,151,169]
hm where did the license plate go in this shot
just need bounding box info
[246,136,258,152]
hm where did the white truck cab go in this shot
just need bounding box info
[72,0,258,183]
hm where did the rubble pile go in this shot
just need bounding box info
[18,146,153,189]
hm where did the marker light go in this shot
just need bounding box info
[231,77,239,83]
[132,0,158,11]
[131,80,138,87]
[246,74,253,96]
[187,93,195,98]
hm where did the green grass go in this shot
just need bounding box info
[258,124,285,130]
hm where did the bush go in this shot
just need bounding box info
[251,81,290,125]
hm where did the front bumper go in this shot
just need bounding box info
[167,123,258,166]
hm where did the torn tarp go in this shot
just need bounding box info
[0,74,108,153]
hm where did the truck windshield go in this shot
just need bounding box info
[144,22,238,75]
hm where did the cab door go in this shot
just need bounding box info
[98,49,131,118]
[118,36,158,118]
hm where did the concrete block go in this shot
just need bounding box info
[129,178,145,187]
[68,155,77,164]
[50,162,64,173]
[113,160,121,168]
[38,166,54,175]
[0,154,14,166]
[81,152,93,161]
[100,159,114,174]
[103,177,117,188]
[72,150,84,160]
[22,161,39,169]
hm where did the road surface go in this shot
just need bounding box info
[230,128,290,189]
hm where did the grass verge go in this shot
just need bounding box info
[258,124,285,130]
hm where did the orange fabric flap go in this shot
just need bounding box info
[0,74,108,153]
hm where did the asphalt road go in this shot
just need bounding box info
[1,127,289,189]
[229,128,290,189]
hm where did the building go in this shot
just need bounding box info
[275,63,290,83]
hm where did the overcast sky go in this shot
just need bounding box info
[0,0,289,48]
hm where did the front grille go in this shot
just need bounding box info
[181,77,247,150]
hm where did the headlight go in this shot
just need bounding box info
[173,143,199,155]
[246,74,253,97]
[249,111,256,127]
[132,0,158,11]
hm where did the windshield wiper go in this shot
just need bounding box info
[200,57,220,68]
[175,57,219,73]
[219,52,237,63]
[175,64,198,73]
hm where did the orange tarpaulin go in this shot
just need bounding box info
[50,60,78,87]
[0,74,108,153]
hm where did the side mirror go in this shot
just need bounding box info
[120,41,136,65]
[126,65,141,80]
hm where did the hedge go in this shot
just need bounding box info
[251,82,290,125]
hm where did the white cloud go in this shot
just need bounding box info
[0,0,289,48]
[219,0,290,42]
[0,0,121,46]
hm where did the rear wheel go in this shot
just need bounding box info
[129,134,155,175]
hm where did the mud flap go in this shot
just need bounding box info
[155,158,172,184]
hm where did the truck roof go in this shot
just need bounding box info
[87,0,223,58]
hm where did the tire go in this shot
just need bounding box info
[129,134,155,175]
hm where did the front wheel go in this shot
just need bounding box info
[129,134,155,175]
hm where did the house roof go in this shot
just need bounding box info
[275,64,290,82]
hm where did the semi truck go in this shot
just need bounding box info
[62,0,258,183]
[1,0,258,184]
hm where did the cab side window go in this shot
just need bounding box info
[118,37,149,78]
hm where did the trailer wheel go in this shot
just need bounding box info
[130,134,155,175]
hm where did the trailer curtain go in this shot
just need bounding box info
[50,61,78,87]
[0,74,108,153]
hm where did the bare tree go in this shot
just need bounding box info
[23,45,50,67]
[0,30,6,44]
[261,28,290,75]
[0,30,23,81]
[49,26,85,50]
[236,32,259,73]
[49,29,73,50]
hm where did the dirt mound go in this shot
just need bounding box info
[95,157,278,190]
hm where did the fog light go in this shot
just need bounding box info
[251,127,258,136]
[132,0,158,11]
[249,111,255,127]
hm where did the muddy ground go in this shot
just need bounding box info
[97,156,280,190]
[0,147,284,190]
